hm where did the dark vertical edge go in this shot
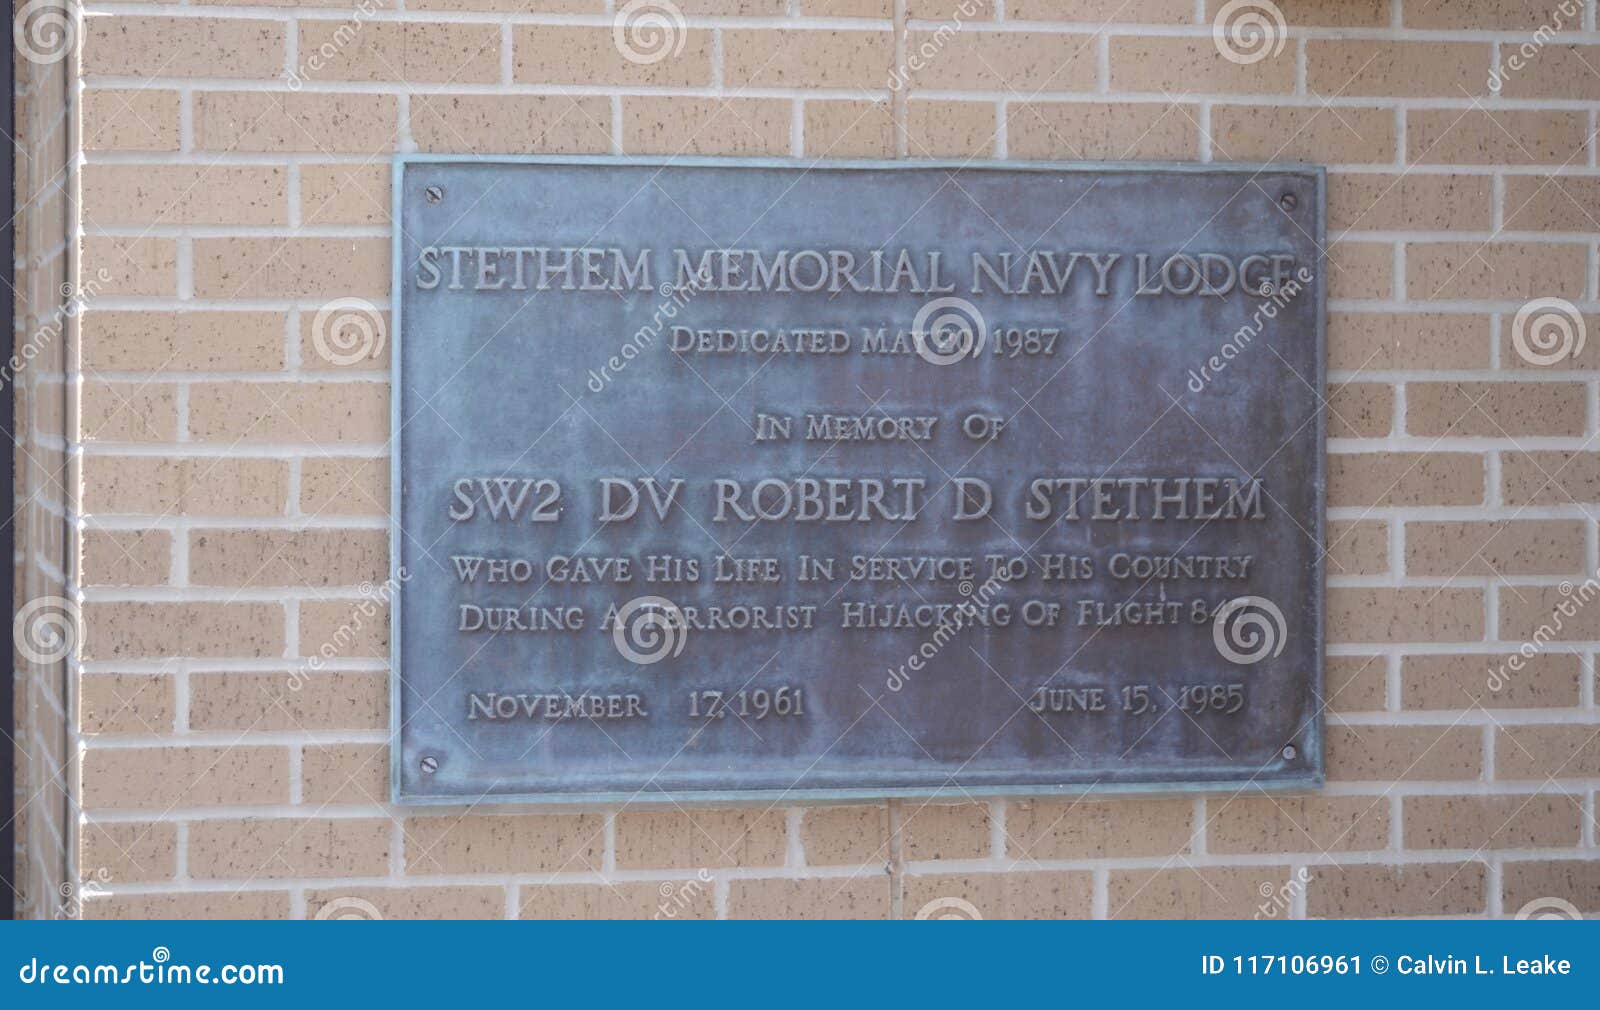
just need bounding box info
[1,20,18,921]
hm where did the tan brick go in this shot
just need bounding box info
[1406,381,1586,438]
[1330,173,1492,232]
[301,457,389,516]
[1326,725,1483,781]
[1504,176,1600,232]
[81,311,286,372]
[299,309,390,372]
[83,89,180,151]
[301,164,391,226]
[409,0,603,9]
[302,743,388,804]
[297,21,499,83]
[84,891,290,920]
[195,92,398,154]
[1006,799,1192,860]
[1329,382,1393,438]
[906,0,996,17]
[802,805,888,866]
[907,100,997,157]
[1406,1,1570,30]
[523,879,716,920]
[1207,0,1387,26]
[1329,313,1490,371]
[1328,588,1484,643]
[82,745,289,809]
[83,17,285,78]
[1010,101,1197,160]
[1404,653,1581,710]
[1409,242,1587,300]
[300,600,389,658]
[80,382,177,442]
[1022,0,1189,19]
[804,100,895,158]
[1326,654,1387,712]
[622,97,791,156]
[82,529,171,587]
[1114,36,1293,94]
[1501,584,1600,643]
[1500,45,1600,101]
[912,31,1097,91]
[904,871,1092,919]
[1327,520,1389,576]
[81,456,290,517]
[1329,453,1484,506]
[80,236,177,297]
[193,238,388,298]
[726,28,892,88]
[1327,242,1393,300]
[1308,41,1490,98]
[82,601,285,660]
[81,672,176,735]
[81,822,177,888]
[615,808,786,869]
[727,876,890,919]
[83,165,286,226]
[898,802,990,861]
[1308,862,1486,917]
[190,818,391,878]
[188,382,389,443]
[411,95,612,154]
[1110,866,1288,919]
[309,886,503,920]
[1496,725,1600,780]
[1502,451,1600,505]
[405,814,604,874]
[1417,519,1587,576]
[189,528,386,587]
[806,0,891,14]
[190,671,386,732]
[513,25,713,86]
[1405,794,1582,849]
[1208,795,1390,853]
[1502,859,1600,915]
[1408,109,1588,166]
[1211,105,1395,164]
[1499,312,1600,372]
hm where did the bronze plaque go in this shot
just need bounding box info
[391,157,1326,804]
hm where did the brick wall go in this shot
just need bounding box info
[42,0,1600,918]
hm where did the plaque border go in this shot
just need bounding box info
[389,155,1327,808]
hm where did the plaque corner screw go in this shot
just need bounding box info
[424,185,444,204]
[420,755,440,774]
[1281,744,1298,761]
[1278,191,1298,212]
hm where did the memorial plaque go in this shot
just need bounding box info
[391,157,1325,804]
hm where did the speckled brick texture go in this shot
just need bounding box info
[14,0,1599,919]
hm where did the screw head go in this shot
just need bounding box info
[1279,191,1298,212]
[420,755,439,774]
[424,185,444,204]
[1281,744,1298,761]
